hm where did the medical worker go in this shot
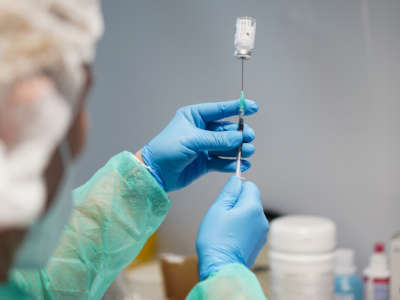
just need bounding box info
[0,1,268,299]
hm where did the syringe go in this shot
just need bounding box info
[235,60,246,177]
[234,17,256,178]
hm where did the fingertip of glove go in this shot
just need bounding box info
[242,180,260,196]
[241,160,251,171]
[242,143,256,156]
[244,99,258,114]
[244,126,256,142]
[226,131,245,146]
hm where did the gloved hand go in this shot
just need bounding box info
[141,99,258,192]
[196,176,269,280]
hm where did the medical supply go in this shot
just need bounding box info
[235,91,246,177]
[269,215,337,300]
[141,100,257,191]
[363,243,390,300]
[234,16,256,59]
[334,249,363,300]
[391,233,400,300]
[234,16,256,178]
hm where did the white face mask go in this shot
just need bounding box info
[0,82,73,228]
[13,140,75,269]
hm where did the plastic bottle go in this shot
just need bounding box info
[268,215,337,300]
[363,243,390,300]
[334,248,363,300]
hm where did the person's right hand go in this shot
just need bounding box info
[196,176,269,280]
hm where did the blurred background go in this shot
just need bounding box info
[76,0,400,269]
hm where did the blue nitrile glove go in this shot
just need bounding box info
[141,99,258,192]
[196,176,269,280]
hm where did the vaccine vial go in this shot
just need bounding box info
[234,16,256,59]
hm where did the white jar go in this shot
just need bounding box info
[268,215,337,300]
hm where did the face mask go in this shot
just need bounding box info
[0,82,73,228]
[13,140,75,269]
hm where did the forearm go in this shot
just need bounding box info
[11,151,170,300]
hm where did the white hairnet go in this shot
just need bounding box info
[0,0,104,228]
[0,0,103,86]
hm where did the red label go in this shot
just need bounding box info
[373,278,390,284]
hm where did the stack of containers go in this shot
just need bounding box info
[268,215,337,300]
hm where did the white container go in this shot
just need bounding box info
[269,215,337,300]
[363,243,390,300]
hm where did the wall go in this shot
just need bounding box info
[76,0,400,269]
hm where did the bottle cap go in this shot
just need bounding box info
[374,242,385,253]
[335,248,356,275]
[269,215,336,254]
[364,242,390,278]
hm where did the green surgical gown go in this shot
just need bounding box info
[0,151,266,300]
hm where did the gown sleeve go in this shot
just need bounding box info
[186,263,267,300]
[10,151,171,300]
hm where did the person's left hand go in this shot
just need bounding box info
[196,176,268,280]
[139,99,258,192]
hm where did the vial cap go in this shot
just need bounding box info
[366,242,390,276]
